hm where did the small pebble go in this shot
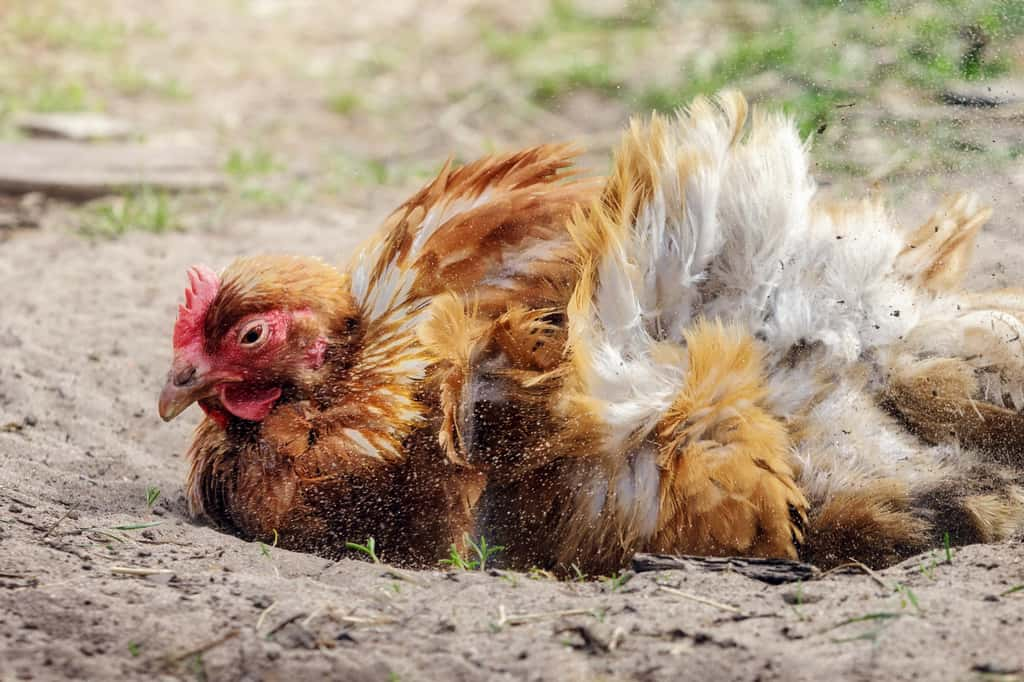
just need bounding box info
[23,415,37,427]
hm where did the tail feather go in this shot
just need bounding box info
[565,93,754,452]
[704,106,816,321]
[550,94,809,568]
[897,193,992,293]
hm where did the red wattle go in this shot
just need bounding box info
[218,384,282,422]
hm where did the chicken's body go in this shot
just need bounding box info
[434,92,1024,573]
[160,147,600,564]
[163,93,1024,573]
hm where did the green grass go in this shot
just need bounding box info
[145,486,161,510]
[345,537,382,564]
[788,581,808,620]
[259,529,279,558]
[637,27,856,137]
[530,61,622,102]
[111,67,191,100]
[528,566,558,581]
[896,1,1024,86]
[639,28,799,112]
[27,81,97,113]
[919,553,939,579]
[222,148,298,207]
[80,189,178,237]
[895,583,922,613]
[600,571,632,592]
[225,148,279,180]
[824,578,930,643]
[326,90,362,116]
[83,520,164,545]
[482,0,657,60]
[825,610,903,643]
[480,0,651,103]
[323,152,439,189]
[782,88,855,138]
[441,534,504,571]
[5,11,129,52]
[108,521,163,531]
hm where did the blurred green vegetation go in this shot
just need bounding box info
[484,0,1024,138]
[80,188,179,237]
[0,0,1021,233]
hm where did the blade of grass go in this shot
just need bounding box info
[108,521,163,531]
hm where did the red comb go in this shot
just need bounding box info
[173,265,221,350]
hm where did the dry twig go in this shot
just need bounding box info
[495,604,600,627]
[164,629,240,665]
[109,565,174,577]
[659,585,743,614]
[818,560,889,590]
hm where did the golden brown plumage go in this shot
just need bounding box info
[162,92,1024,574]
[432,91,1024,574]
[428,98,808,574]
[159,145,601,565]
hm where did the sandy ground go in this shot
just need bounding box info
[2,181,1024,682]
[3,1,1024,680]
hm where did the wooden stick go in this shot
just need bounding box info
[659,585,742,614]
[633,553,819,584]
[496,606,599,627]
[846,559,889,590]
[42,508,74,538]
[818,560,889,590]
[109,566,174,577]
[337,615,399,626]
[88,529,129,544]
[255,601,277,631]
[165,629,240,665]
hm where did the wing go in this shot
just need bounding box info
[349,144,601,322]
[339,146,599,462]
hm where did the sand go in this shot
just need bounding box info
[3,1,1024,678]
[2,187,1024,681]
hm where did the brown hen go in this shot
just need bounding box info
[158,146,599,565]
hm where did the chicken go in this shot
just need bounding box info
[157,146,600,565]
[432,92,1024,574]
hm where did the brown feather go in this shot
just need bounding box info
[183,146,600,566]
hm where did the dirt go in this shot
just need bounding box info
[1,181,1023,682]
[3,1,1024,680]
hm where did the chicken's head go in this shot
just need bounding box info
[158,255,358,427]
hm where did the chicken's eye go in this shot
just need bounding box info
[238,322,268,347]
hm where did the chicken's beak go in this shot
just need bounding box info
[158,362,218,421]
